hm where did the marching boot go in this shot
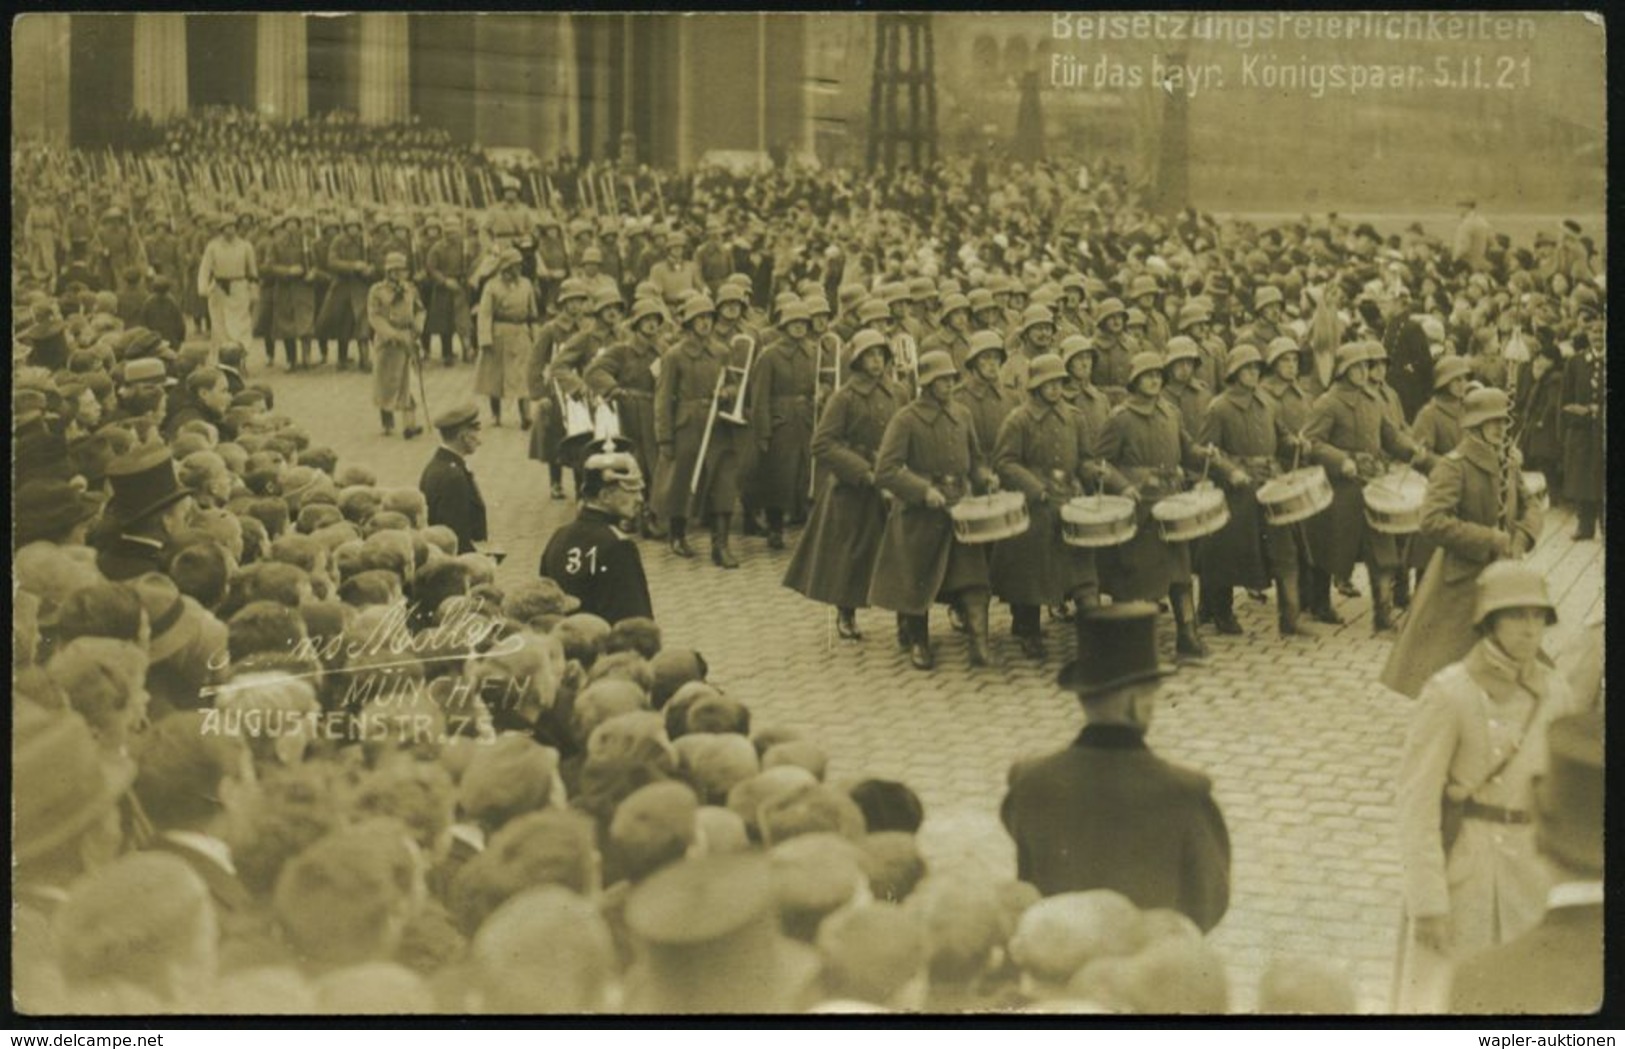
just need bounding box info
[1370,572,1398,634]
[549,464,566,501]
[948,604,969,634]
[1171,585,1208,662]
[357,341,371,372]
[380,409,395,436]
[907,614,934,671]
[1012,605,1046,660]
[642,510,668,541]
[1307,567,1344,625]
[740,497,765,537]
[1392,567,1411,610]
[519,403,532,431]
[711,514,740,569]
[1207,587,1244,636]
[765,508,786,550]
[1574,502,1597,541]
[896,613,911,652]
[489,398,503,427]
[668,518,695,559]
[836,607,862,641]
[1276,569,1309,637]
[963,590,999,668]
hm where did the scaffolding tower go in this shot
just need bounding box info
[867,14,937,171]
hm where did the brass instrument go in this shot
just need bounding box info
[716,334,758,426]
[692,335,758,494]
[890,332,919,395]
[812,333,844,498]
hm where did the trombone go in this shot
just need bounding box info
[811,332,844,498]
[692,334,758,494]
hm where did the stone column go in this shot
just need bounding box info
[132,13,188,119]
[675,15,693,169]
[12,13,72,146]
[255,13,308,121]
[357,12,409,124]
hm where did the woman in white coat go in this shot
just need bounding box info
[1393,561,1583,1011]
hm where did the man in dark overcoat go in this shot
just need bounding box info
[1000,603,1231,932]
[419,402,489,555]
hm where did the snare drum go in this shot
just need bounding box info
[949,492,1030,544]
[1060,495,1137,548]
[1256,466,1334,526]
[1151,482,1230,543]
[1522,470,1549,512]
[1363,468,1428,534]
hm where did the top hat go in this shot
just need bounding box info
[105,445,189,525]
[1057,603,1178,699]
[1534,710,1603,873]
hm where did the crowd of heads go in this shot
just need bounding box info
[13,115,1603,1015]
[10,294,1361,1015]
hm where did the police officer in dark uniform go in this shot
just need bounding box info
[419,402,489,555]
[540,437,654,624]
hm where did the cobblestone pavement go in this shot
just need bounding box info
[265,355,1602,1013]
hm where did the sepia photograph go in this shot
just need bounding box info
[8,10,1607,1024]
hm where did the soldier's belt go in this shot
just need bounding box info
[493,316,532,325]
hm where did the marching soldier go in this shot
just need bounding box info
[1099,351,1237,661]
[969,288,1004,335]
[1258,336,1324,628]
[308,213,342,367]
[1177,301,1228,402]
[956,331,1019,468]
[1091,298,1135,401]
[425,211,477,366]
[992,354,1123,660]
[23,193,64,285]
[1127,275,1170,351]
[783,329,903,641]
[1160,337,1212,432]
[648,232,702,306]
[265,211,317,371]
[586,297,667,537]
[1197,345,1313,637]
[922,293,974,370]
[868,351,1001,670]
[1368,343,1418,607]
[714,283,756,346]
[367,251,427,439]
[1382,387,1542,698]
[1302,342,1431,634]
[750,302,819,548]
[1405,356,1474,593]
[482,175,533,253]
[529,277,591,499]
[1056,275,1092,338]
[317,210,373,371]
[999,305,1058,395]
[475,247,539,428]
[1060,335,1112,444]
[573,246,620,303]
[654,295,746,569]
[1238,285,1288,349]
